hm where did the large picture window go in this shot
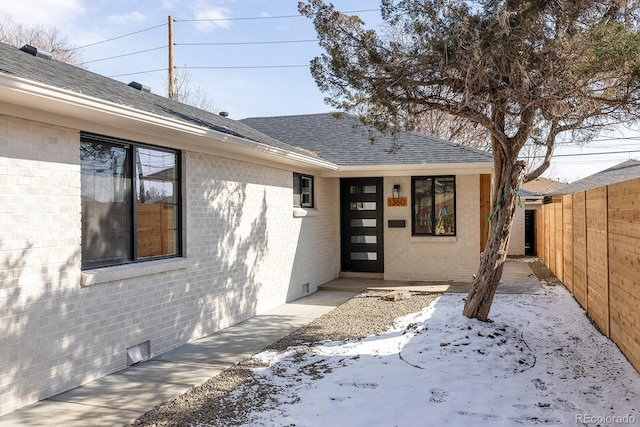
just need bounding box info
[80,133,181,269]
[412,176,456,236]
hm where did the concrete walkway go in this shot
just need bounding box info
[321,258,542,294]
[0,259,540,426]
[0,291,357,427]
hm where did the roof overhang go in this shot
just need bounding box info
[321,162,493,177]
[0,73,338,172]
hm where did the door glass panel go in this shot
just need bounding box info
[350,218,377,227]
[350,186,361,194]
[350,202,376,211]
[350,252,378,261]
[363,185,377,193]
[351,235,377,244]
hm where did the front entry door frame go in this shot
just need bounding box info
[525,209,536,256]
[340,177,384,273]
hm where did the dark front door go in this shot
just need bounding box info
[341,178,384,273]
[525,209,536,256]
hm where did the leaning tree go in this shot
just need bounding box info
[299,0,640,320]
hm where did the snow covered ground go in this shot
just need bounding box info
[219,285,640,426]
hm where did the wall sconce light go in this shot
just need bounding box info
[392,184,400,199]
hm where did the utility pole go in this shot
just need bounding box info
[168,15,175,99]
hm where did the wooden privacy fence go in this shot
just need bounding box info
[536,178,640,372]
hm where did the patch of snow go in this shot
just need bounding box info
[224,285,640,426]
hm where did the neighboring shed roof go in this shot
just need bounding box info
[0,42,308,157]
[521,177,567,195]
[518,188,540,198]
[241,113,493,166]
[548,159,640,195]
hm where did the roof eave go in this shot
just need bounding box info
[321,162,493,177]
[0,73,338,172]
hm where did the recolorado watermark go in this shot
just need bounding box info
[576,413,636,425]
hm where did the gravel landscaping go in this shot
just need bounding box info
[129,259,555,427]
[129,291,439,427]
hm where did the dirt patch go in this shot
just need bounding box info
[528,258,562,285]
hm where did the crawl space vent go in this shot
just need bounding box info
[126,341,150,365]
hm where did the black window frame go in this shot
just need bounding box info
[80,132,182,270]
[411,175,457,236]
[293,172,314,208]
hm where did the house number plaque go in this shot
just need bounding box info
[387,197,407,207]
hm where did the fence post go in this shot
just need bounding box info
[605,185,610,338]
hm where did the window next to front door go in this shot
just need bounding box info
[293,172,314,208]
[412,176,456,236]
[80,133,181,269]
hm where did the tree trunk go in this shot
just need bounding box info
[463,160,525,321]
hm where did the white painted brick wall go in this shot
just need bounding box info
[0,116,339,416]
[383,175,481,282]
[0,116,83,415]
[508,204,526,256]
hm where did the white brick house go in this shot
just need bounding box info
[0,42,492,415]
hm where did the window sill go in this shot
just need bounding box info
[81,258,189,287]
[293,207,317,218]
[411,236,457,243]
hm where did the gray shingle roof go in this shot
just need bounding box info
[548,159,640,195]
[241,113,493,166]
[2,42,493,169]
[0,42,308,156]
[518,188,539,197]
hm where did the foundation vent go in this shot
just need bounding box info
[126,340,151,365]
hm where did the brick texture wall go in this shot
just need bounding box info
[0,115,339,415]
[508,204,526,256]
[383,175,481,282]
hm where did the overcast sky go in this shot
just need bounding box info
[1,0,639,182]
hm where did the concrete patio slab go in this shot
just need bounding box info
[319,259,544,295]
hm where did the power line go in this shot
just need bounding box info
[559,143,640,149]
[176,39,317,46]
[176,13,302,22]
[67,23,167,51]
[521,149,640,159]
[174,9,380,22]
[85,46,167,64]
[81,33,311,72]
[550,158,639,165]
[176,65,308,70]
[109,69,167,78]
[68,9,379,53]
[64,9,381,77]
[557,149,640,157]
[556,135,640,144]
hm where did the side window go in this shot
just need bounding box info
[412,176,456,236]
[293,172,314,208]
[80,133,181,269]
